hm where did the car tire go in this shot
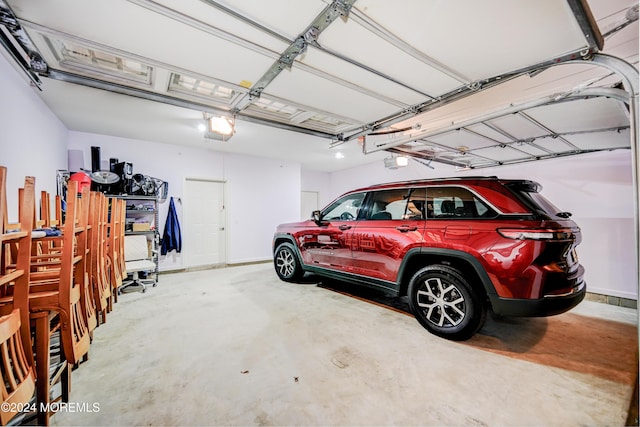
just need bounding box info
[274,243,304,282]
[408,264,486,341]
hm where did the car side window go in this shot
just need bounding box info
[427,186,497,219]
[365,188,426,220]
[322,192,366,221]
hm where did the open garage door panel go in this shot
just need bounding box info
[1,0,635,167]
[363,84,632,169]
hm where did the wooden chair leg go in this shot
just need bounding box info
[33,312,50,426]
[32,311,71,426]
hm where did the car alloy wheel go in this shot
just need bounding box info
[408,265,486,341]
[417,276,466,327]
[274,243,303,282]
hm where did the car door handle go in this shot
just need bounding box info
[339,225,352,231]
[396,225,418,232]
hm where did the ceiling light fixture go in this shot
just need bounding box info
[209,116,234,135]
[384,155,409,169]
[202,112,235,141]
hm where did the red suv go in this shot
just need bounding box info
[273,177,586,340]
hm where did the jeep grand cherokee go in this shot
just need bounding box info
[273,177,586,340]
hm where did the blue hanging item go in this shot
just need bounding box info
[161,197,182,255]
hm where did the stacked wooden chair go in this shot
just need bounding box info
[0,165,129,425]
[0,168,98,425]
[0,167,37,426]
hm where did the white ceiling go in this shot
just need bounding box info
[1,0,638,172]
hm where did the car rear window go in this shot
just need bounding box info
[504,181,568,219]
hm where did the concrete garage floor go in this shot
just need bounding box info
[52,263,637,426]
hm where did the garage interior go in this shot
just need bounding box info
[0,0,638,426]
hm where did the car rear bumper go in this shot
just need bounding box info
[490,279,587,317]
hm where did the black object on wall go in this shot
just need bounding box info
[91,146,101,172]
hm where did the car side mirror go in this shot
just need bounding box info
[312,210,327,226]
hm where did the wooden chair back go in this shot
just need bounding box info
[60,181,92,363]
[40,190,61,229]
[87,191,111,324]
[74,187,97,334]
[0,173,35,368]
[0,168,21,277]
[0,166,12,234]
[0,171,37,425]
[107,197,126,299]
[0,310,36,426]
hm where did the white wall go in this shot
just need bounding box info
[67,132,300,269]
[0,53,68,221]
[327,150,637,300]
[328,159,443,200]
[301,169,331,208]
[224,154,300,264]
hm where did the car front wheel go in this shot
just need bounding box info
[274,243,304,282]
[408,265,486,341]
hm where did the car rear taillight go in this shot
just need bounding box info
[497,228,575,241]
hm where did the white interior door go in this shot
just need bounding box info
[301,191,319,220]
[183,178,226,268]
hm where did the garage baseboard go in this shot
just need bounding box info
[159,260,271,275]
[586,292,637,309]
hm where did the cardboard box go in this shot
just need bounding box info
[132,222,151,232]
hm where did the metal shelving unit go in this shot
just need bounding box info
[116,194,159,286]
